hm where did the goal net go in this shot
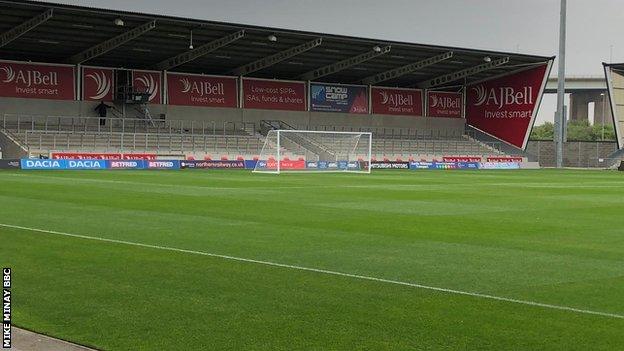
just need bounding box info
[253,130,372,174]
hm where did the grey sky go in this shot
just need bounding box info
[45,0,624,123]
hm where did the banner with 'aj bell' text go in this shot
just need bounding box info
[0,60,75,100]
[466,63,552,149]
[167,73,238,108]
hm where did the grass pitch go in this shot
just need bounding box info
[1,169,623,350]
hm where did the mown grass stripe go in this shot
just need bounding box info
[2,222,622,320]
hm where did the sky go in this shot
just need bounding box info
[45,0,624,124]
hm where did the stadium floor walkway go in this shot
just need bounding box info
[9,327,97,351]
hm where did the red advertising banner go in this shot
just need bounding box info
[443,156,482,162]
[427,91,463,118]
[243,78,306,111]
[466,63,551,149]
[132,70,162,104]
[82,66,114,102]
[371,87,423,116]
[167,73,237,108]
[52,152,121,160]
[122,153,157,160]
[486,156,524,162]
[264,159,306,169]
[0,60,75,100]
[51,152,156,160]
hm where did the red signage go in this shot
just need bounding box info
[132,70,162,104]
[122,153,157,160]
[466,64,550,149]
[264,159,306,170]
[371,87,423,116]
[427,91,463,118]
[167,73,237,108]
[486,156,524,162]
[243,79,306,111]
[443,156,482,162]
[0,60,75,100]
[82,67,114,102]
[52,152,121,160]
[50,152,156,160]
[280,160,306,169]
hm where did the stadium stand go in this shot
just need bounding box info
[0,1,549,163]
[1,114,506,161]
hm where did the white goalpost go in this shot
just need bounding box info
[253,130,372,174]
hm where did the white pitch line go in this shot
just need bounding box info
[1,222,623,320]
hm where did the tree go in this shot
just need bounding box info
[530,122,554,140]
[591,123,616,141]
[566,120,593,141]
[566,120,616,141]
[530,120,616,141]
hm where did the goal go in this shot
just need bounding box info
[253,130,372,174]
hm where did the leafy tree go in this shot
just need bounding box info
[566,120,593,141]
[591,123,616,141]
[530,120,616,141]
[566,120,616,141]
[530,122,554,140]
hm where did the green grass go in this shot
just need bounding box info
[1,169,623,350]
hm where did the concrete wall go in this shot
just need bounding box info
[526,140,618,167]
[0,130,28,158]
[0,96,466,134]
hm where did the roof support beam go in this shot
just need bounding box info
[0,9,53,48]
[298,45,391,81]
[155,30,245,71]
[361,51,453,85]
[230,38,322,76]
[418,56,510,88]
[67,20,156,64]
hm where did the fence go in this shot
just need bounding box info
[21,130,264,155]
[526,140,618,168]
[2,114,255,136]
[297,124,467,140]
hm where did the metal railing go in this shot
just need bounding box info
[22,130,263,155]
[4,114,505,158]
[297,124,466,141]
[2,114,255,137]
[370,138,502,157]
[18,129,503,158]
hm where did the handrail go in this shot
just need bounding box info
[1,114,248,137]
[21,129,261,139]
[8,114,509,158]
[23,130,264,155]
[5,114,470,142]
